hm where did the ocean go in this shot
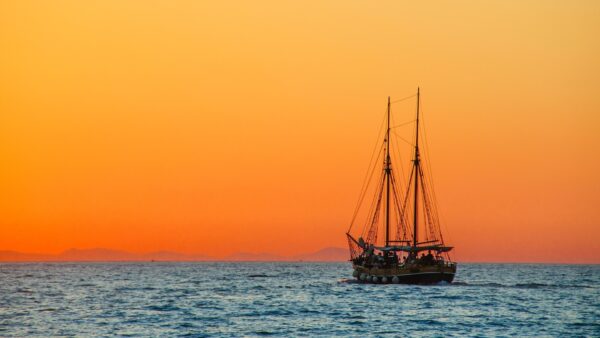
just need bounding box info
[1,262,598,337]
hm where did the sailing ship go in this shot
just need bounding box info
[346,88,456,284]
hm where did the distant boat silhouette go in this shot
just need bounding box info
[346,88,457,284]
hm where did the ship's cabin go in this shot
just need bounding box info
[352,244,451,269]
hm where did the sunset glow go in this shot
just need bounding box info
[1,1,599,262]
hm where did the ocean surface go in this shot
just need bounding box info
[1,263,598,337]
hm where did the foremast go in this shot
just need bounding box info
[384,96,391,247]
[412,87,420,252]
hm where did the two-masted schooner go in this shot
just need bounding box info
[346,88,456,284]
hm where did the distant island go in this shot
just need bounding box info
[0,247,348,262]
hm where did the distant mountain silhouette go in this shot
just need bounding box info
[0,247,348,262]
[0,248,212,262]
[60,248,137,261]
[138,251,212,261]
[292,247,349,262]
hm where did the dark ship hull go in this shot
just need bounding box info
[352,262,456,284]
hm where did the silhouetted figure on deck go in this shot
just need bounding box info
[420,251,434,265]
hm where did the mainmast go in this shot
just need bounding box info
[385,96,391,247]
[412,88,420,249]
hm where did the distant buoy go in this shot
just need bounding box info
[353,270,359,278]
[392,276,400,284]
[382,276,388,283]
[372,276,379,283]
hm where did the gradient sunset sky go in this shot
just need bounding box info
[1,1,599,263]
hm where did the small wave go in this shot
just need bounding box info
[248,274,271,278]
[567,322,600,328]
[410,319,443,326]
[253,330,276,335]
[268,309,294,316]
[76,283,96,287]
[514,282,550,289]
[450,281,590,289]
[346,315,367,320]
[451,282,524,288]
[146,304,181,312]
[296,309,321,315]
[176,322,196,329]
[16,288,33,294]
[450,281,513,288]
[347,320,366,326]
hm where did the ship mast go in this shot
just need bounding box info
[412,88,420,249]
[385,96,391,247]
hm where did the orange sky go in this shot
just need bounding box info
[1,1,599,263]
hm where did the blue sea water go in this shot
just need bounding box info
[0,263,598,337]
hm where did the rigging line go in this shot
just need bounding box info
[420,103,438,207]
[417,161,434,240]
[360,186,377,239]
[390,93,417,104]
[402,166,415,238]
[348,108,387,229]
[390,130,409,242]
[347,109,387,233]
[390,119,416,129]
[419,169,437,243]
[359,154,385,239]
[418,177,432,243]
[420,103,451,245]
[349,141,383,233]
[389,113,403,178]
[367,172,386,244]
[418,103,435,230]
[390,150,406,202]
[391,155,406,219]
[422,164,443,244]
[390,173,402,242]
[420,165,444,245]
[390,113,407,195]
[394,190,408,242]
[419,168,441,243]
[352,143,384,234]
[391,130,415,147]
[361,169,385,239]
[391,169,411,242]
[392,176,406,241]
[421,169,445,245]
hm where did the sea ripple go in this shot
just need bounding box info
[0,262,598,337]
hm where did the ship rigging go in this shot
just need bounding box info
[346,88,456,284]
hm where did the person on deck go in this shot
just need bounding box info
[426,251,434,264]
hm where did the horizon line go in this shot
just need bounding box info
[1,247,598,265]
[1,260,598,265]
